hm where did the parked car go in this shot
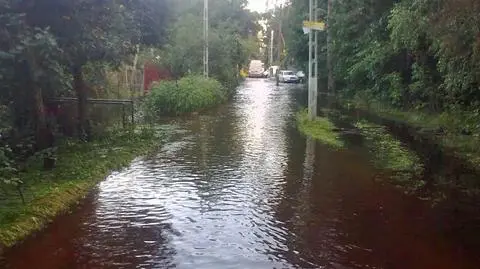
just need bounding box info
[296,71,306,83]
[279,70,300,83]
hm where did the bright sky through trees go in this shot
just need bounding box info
[247,0,287,12]
[246,0,267,12]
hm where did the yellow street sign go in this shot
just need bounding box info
[303,21,326,31]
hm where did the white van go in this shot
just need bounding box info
[248,60,265,78]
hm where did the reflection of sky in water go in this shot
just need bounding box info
[244,82,268,141]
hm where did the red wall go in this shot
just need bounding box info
[143,62,172,94]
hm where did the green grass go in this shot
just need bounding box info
[350,99,480,167]
[0,126,163,251]
[296,109,344,149]
[355,120,425,192]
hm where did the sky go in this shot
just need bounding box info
[247,0,287,13]
[246,0,268,12]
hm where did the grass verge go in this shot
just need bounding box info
[349,99,480,167]
[0,127,162,251]
[296,109,344,149]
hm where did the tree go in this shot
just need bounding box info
[157,0,260,90]
[1,1,66,150]
[9,0,172,140]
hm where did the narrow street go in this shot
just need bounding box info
[2,79,478,268]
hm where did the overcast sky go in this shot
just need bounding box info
[246,0,267,12]
[247,0,287,13]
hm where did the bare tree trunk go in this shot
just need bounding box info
[72,65,88,141]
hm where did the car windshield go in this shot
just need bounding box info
[283,71,294,75]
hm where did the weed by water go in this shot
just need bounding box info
[355,120,425,192]
[0,126,162,250]
[349,98,480,167]
[296,109,344,149]
[143,75,227,117]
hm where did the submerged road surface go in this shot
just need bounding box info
[2,79,478,268]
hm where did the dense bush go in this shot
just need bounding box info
[144,75,227,116]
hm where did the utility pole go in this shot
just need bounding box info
[203,0,209,77]
[277,4,282,67]
[269,1,276,67]
[269,29,274,67]
[276,1,281,66]
[308,0,318,120]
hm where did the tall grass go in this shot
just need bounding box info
[144,75,227,116]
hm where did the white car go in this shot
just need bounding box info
[279,70,300,83]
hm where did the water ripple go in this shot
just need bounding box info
[2,80,476,269]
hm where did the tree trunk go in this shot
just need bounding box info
[72,65,88,141]
[24,57,49,151]
[131,44,140,97]
[32,84,49,150]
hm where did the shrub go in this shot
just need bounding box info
[144,75,226,116]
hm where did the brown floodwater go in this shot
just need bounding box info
[1,79,479,268]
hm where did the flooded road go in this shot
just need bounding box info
[2,79,479,268]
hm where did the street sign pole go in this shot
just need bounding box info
[303,2,325,120]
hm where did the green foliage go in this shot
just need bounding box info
[0,145,20,187]
[281,0,480,178]
[388,2,427,52]
[0,0,173,172]
[296,109,344,149]
[282,0,480,112]
[0,127,162,248]
[151,0,259,89]
[144,75,226,116]
[280,1,322,71]
[352,99,480,168]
